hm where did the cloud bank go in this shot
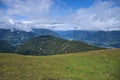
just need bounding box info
[0,0,54,19]
[69,0,120,31]
[0,0,120,31]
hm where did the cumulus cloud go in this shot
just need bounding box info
[0,0,54,19]
[67,0,120,31]
[0,0,120,31]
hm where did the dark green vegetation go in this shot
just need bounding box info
[0,49,120,80]
[0,40,15,53]
[0,29,104,55]
[16,35,103,55]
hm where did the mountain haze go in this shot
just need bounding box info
[0,28,120,48]
[56,30,120,48]
[0,28,58,45]
[0,29,36,45]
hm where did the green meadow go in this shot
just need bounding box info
[0,49,120,80]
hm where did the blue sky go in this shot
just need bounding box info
[0,0,120,31]
[62,0,94,9]
[0,0,119,19]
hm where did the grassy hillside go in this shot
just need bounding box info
[16,35,103,55]
[0,49,120,80]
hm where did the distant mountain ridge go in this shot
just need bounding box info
[0,28,57,45]
[0,40,15,53]
[55,30,120,48]
[32,28,58,36]
[0,28,120,48]
[0,28,36,45]
[16,35,103,55]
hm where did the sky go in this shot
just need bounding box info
[0,0,120,31]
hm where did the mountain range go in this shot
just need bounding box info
[0,28,120,48]
[16,35,103,55]
[0,28,36,45]
[0,28,58,45]
[55,30,120,48]
[0,40,15,53]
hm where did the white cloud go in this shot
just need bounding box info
[8,19,14,24]
[0,0,54,19]
[68,0,120,31]
[0,0,120,31]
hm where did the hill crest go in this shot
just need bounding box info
[16,35,103,55]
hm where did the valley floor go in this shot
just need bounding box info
[0,49,120,80]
